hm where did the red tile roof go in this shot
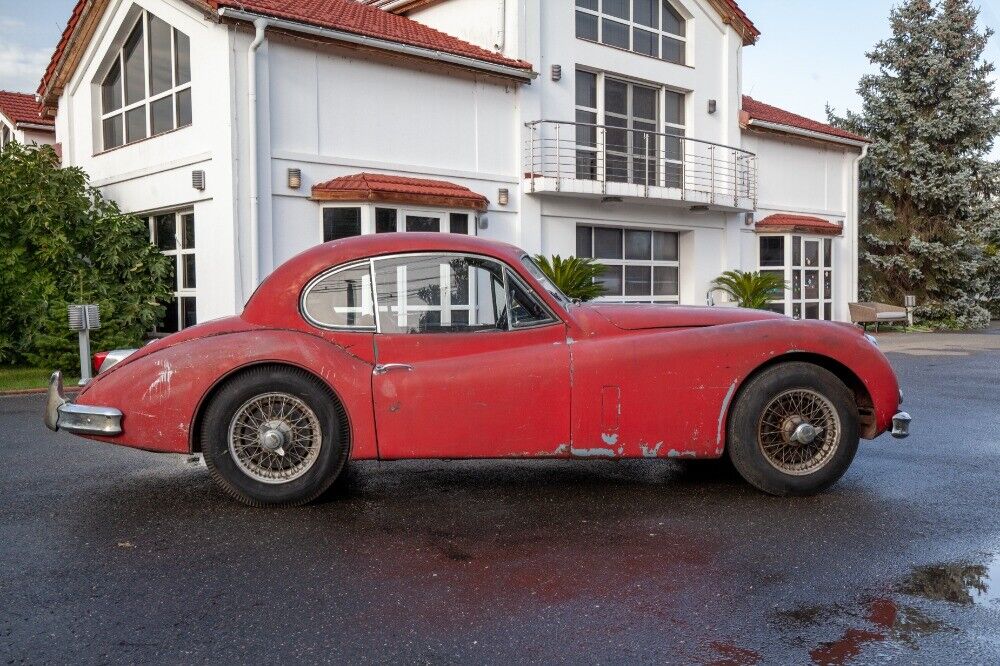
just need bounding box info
[755,214,843,236]
[38,0,89,99]
[208,0,532,70]
[0,91,54,129]
[721,0,760,44]
[311,172,489,210]
[742,96,869,144]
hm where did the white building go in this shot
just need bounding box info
[37,0,868,332]
[0,91,56,151]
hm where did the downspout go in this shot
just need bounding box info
[247,18,268,292]
[850,144,870,302]
[495,0,506,52]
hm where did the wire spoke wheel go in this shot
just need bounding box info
[228,392,322,484]
[757,388,841,476]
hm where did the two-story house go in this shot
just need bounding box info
[0,91,56,151]
[36,0,868,333]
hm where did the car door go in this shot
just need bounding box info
[370,252,572,459]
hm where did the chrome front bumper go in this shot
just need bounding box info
[44,371,122,436]
[891,411,911,439]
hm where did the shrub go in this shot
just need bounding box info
[711,270,787,310]
[533,255,606,301]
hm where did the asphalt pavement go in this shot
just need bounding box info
[1,328,999,664]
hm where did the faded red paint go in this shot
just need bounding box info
[73,233,902,460]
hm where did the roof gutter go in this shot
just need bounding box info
[747,119,869,149]
[217,7,536,82]
[16,122,56,132]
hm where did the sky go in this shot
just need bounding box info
[2,0,1000,125]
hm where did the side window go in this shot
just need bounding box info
[373,254,507,334]
[302,262,375,329]
[506,271,557,328]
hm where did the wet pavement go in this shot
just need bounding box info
[1,330,998,664]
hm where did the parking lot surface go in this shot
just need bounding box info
[2,329,998,664]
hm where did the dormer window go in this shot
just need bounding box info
[100,10,191,151]
[576,0,688,65]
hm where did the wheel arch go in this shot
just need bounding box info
[189,361,352,454]
[730,352,877,440]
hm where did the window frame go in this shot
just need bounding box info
[575,0,690,65]
[0,122,11,150]
[757,233,835,320]
[98,9,192,152]
[577,224,680,303]
[319,203,474,243]
[149,208,196,334]
[299,252,563,335]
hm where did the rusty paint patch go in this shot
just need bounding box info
[571,446,616,458]
[601,432,619,446]
[667,449,698,459]
[639,442,663,457]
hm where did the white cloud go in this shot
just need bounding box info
[0,43,51,93]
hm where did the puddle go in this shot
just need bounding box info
[898,555,999,607]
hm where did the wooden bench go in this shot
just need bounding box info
[848,302,909,331]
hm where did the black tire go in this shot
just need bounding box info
[201,366,350,507]
[727,362,859,496]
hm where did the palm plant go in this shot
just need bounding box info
[711,270,787,310]
[533,255,606,301]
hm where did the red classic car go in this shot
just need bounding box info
[45,234,910,506]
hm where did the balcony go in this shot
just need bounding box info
[523,120,758,212]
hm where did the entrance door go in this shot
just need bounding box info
[370,252,572,459]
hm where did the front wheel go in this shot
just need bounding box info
[201,366,349,506]
[727,362,859,496]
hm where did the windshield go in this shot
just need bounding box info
[520,255,571,308]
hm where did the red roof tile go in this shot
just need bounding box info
[0,91,54,129]
[312,172,489,210]
[38,0,89,99]
[208,0,532,70]
[755,214,843,236]
[743,96,869,144]
[721,0,760,44]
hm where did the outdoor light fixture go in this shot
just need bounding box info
[689,205,710,213]
[708,99,718,114]
[478,215,489,230]
[551,64,562,81]
[67,304,100,384]
[744,212,755,226]
[192,170,206,191]
[498,187,509,206]
[287,168,302,189]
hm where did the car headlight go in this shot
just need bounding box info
[865,333,879,348]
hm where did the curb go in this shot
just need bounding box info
[0,386,82,397]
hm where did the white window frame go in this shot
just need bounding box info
[149,209,196,333]
[575,0,690,65]
[0,121,12,150]
[320,203,474,243]
[578,224,680,303]
[98,9,192,152]
[757,233,835,321]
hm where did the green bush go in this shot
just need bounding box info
[533,254,606,301]
[711,270,787,310]
[0,143,172,368]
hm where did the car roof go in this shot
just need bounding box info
[243,233,530,322]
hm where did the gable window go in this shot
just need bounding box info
[576,0,688,65]
[321,205,471,243]
[150,210,196,333]
[577,225,679,303]
[100,10,192,150]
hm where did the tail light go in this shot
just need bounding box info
[93,351,110,375]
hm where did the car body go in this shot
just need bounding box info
[46,233,910,504]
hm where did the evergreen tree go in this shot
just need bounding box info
[830,0,999,328]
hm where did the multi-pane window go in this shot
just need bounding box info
[100,10,192,150]
[577,225,679,302]
[574,69,686,187]
[150,210,196,333]
[322,205,471,242]
[576,0,688,65]
[758,235,835,320]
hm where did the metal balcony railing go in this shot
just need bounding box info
[524,119,758,210]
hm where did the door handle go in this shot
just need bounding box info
[373,363,414,375]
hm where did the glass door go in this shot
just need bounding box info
[790,236,833,320]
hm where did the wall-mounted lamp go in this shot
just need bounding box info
[191,170,205,191]
[708,99,717,114]
[744,212,755,226]
[287,168,302,190]
[478,215,489,230]
[551,64,562,81]
[498,187,509,206]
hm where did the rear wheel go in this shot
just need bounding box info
[201,366,349,507]
[727,362,859,496]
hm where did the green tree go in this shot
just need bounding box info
[829,0,999,328]
[533,255,606,301]
[711,270,787,310]
[0,143,172,368]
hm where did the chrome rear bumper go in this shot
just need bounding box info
[44,371,122,436]
[891,411,911,439]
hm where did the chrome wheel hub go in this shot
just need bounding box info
[228,393,322,484]
[758,389,841,476]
